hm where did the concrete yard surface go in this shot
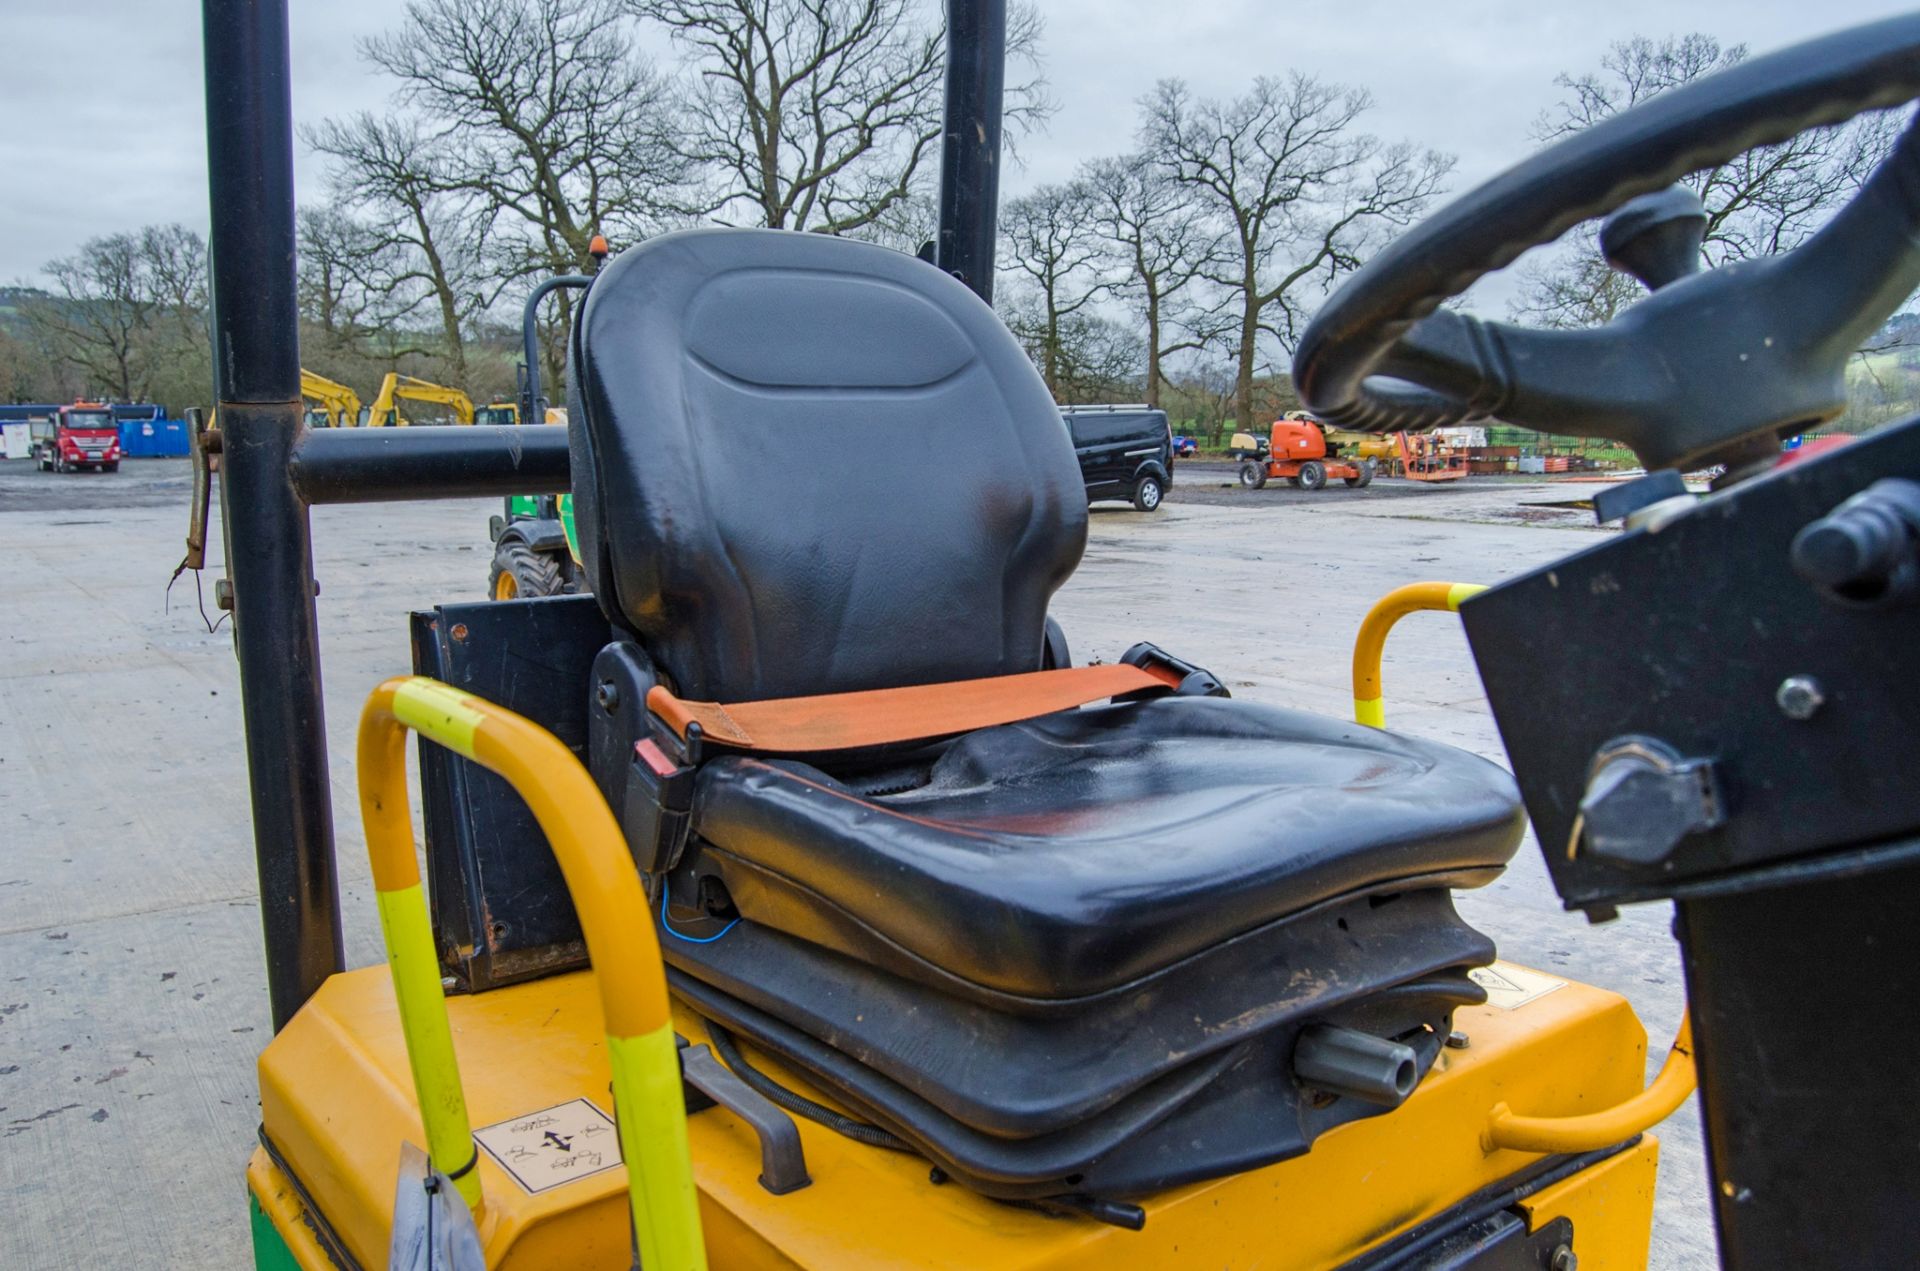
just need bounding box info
[1,460,1712,1268]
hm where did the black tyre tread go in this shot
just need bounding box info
[489,537,566,599]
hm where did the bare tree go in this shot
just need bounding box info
[1513,33,1899,326]
[25,225,210,407]
[304,114,499,380]
[1082,154,1221,409]
[631,0,1049,235]
[296,204,392,345]
[1002,303,1143,402]
[1144,75,1453,428]
[998,182,1109,398]
[351,0,688,386]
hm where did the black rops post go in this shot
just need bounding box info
[199,0,572,1032]
[200,0,1007,1034]
[201,0,343,1030]
[936,0,1006,304]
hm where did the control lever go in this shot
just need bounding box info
[1791,477,1920,606]
[1600,186,1708,292]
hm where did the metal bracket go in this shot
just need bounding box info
[389,1141,486,1271]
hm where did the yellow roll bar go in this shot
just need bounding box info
[1350,581,1485,727]
[358,676,706,1270]
[1487,1013,1696,1153]
[1350,581,1697,1155]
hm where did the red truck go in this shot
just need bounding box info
[34,402,123,473]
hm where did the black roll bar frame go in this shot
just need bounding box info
[200,0,1008,1030]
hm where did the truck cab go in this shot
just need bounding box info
[36,403,122,473]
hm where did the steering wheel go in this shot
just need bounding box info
[1292,15,1920,473]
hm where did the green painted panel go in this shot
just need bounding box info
[249,1190,303,1271]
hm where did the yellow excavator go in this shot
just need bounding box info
[474,398,522,426]
[299,369,362,429]
[367,373,476,427]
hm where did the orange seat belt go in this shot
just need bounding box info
[646,662,1185,754]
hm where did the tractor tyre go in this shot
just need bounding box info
[1132,474,1165,512]
[1298,460,1328,491]
[489,538,566,600]
[1344,459,1375,488]
[1238,461,1267,490]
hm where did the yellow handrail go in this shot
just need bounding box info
[1486,1012,1696,1153]
[357,676,707,1270]
[1348,582,1697,1154]
[1350,581,1485,727]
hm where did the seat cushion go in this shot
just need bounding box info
[689,695,1525,1002]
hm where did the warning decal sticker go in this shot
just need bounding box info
[474,1098,622,1194]
[1470,961,1568,1011]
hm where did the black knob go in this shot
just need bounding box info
[1791,478,1920,605]
[1578,736,1723,868]
[1600,187,1707,292]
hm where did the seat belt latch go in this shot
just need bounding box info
[624,735,699,874]
[1119,643,1231,700]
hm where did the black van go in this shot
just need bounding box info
[1061,405,1174,511]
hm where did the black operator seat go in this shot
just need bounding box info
[568,227,1524,1005]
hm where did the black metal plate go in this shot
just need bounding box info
[410,594,610,990]
[1677,851,1920,1267]
[1462,414,1920,909]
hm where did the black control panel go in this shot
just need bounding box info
[1462,415,1920,911]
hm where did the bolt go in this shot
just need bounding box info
[1775,675,1825,721]
[1445,1030,1470,1050]
[596,680,621,713]
[1550,1245,1578,1271]
[450,622,470,643]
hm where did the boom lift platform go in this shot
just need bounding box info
[192,3,1920,1268]
[1233,413,1376,489]
[1395,431,1469,482]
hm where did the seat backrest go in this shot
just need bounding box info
[569,229,1088,702]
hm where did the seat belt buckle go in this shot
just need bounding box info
[624,734,699,874]
[1119,642,1231,699]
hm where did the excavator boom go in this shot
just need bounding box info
[367,373,476,427]
[299,369,363,429]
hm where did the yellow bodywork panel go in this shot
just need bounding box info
[253,959,1658,1269]
[1521,1136,1661,1269]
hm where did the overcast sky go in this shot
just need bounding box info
[3,0,1914,289]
